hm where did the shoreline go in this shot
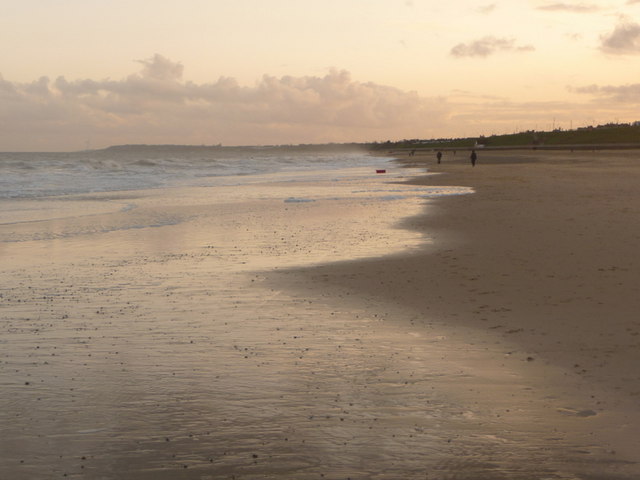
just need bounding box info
[1,163,450,479]
[2,150,639,478]
[273,148,640,473]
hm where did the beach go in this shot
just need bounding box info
[274,148,640,477]
[1,148,639,479]
[1,155,465,480]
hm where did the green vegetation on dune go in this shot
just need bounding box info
[370,123,640,151]
[483,124,640,147]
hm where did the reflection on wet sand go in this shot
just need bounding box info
[1,262,614,480]
[1,165,636,479]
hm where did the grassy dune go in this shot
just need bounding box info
[372,123,640,150]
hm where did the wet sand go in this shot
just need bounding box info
[273,149,640,478]
[2,156,639,479]
[1,167,466,480]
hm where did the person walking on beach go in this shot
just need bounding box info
[470,149,477,167]
[436,151,442,164]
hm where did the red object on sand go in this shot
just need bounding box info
[376,169,386,174]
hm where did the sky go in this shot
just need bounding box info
[1,0,640,151]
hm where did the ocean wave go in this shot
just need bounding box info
[0,147,381,199]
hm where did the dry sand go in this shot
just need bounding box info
[273,149,640,477]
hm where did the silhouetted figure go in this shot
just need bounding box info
[436,151,442,164]
[470,149,477,167]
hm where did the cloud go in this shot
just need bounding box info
[536,2,600,13]
[450,37,535,58]
[572,83,640,103]
[449,93,640,135]
[0,55,450,150]
[477,4,497,14]
[600,21,640,54]
[136,54,184,81]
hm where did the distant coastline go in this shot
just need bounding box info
[95,122,640,155]
[369,122,640,152]
[95,143,369,154]
[4,121,629,155]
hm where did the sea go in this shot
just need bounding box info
[0,145,397,200]
[0,146,470,244]
[2,146,626,479]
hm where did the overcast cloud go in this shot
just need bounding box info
[0,55,450,150]
[3,51,637,151]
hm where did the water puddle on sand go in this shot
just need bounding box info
[1,166,634,479]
